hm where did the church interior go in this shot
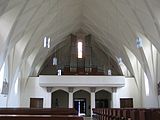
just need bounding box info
[0,0,160,119]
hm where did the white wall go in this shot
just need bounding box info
[20,76,141,109]
[20,77,51,108]
[116,77,141,108]
[141,76,158,108]
[0,81,21,107]
[7,77,21,107]
[7,87,20,107]
[0,95,7,107]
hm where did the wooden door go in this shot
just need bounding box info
[30,98,43,108]
[120,98,133,108]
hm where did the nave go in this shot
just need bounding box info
[1,1,160,120]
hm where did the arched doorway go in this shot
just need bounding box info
[73,90,91,116]
[51,90,69,108]
[95,90,112,108]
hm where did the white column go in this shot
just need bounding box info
[45,87,52,108]
[69,92,73,108]
[112,87,118,108]
[91,92,95,116]
[68,87,74,108]
[90,87,96,117]
[46,92,51,108]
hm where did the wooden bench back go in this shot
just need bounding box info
[0,108,78,115]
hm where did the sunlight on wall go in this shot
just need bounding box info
[124,46,137,73]
[119,63,131,76]
[0,63,5,93]
[151,44,157,65]
[116,57,131,76]
[144,73,150,96]
[14,77,19,94]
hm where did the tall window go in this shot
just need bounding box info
[43,37,50,48]
[78,42,82,58]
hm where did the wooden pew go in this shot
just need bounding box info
[139,109,151,120]
[0,114,83,120]
[130,109,139,120]
[121,109,131,120]
[93,108,160,120]
[0,108,78,115]
[152,111,160,120]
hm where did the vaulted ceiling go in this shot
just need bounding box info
[1,0,160,84]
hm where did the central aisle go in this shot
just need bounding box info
[83,117,94,120]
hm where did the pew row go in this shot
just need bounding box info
[0,115,83,120]
[0,108,78,115]
[93,108,160,120]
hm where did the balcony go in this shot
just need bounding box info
[39,75,125,87]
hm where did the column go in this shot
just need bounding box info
[90,87,96,117]
[46,87,52,108]
[68,87,74,108]
[112,87,118,108]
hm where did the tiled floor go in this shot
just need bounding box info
[83,117,94,120]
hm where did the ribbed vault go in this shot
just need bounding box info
[0,0,160,107]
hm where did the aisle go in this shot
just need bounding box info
[83,117,94,120]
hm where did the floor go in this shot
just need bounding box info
[83,117,94,120]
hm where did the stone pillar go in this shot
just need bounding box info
[112,87,118,108]
[68,87,74,108]
[90,87,96,117]
[46,87,52,108]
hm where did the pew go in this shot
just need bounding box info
[0,108,78,115]
[130,109,139,120]
[121,109,131,120]
[0,108,83,120]
[93,108,160,120]
[0,114,83,120]
[152,111,160,120]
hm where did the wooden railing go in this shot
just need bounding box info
[92,108,160,120]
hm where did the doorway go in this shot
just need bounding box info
[74,98,86,116]
[120,98,133,108]
[30,98,43,108]
[73,90,91,116]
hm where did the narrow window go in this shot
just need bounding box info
[78,42,82,58]
[43,37,47,48]
[47,37,50,48]
[43,37,50,48]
